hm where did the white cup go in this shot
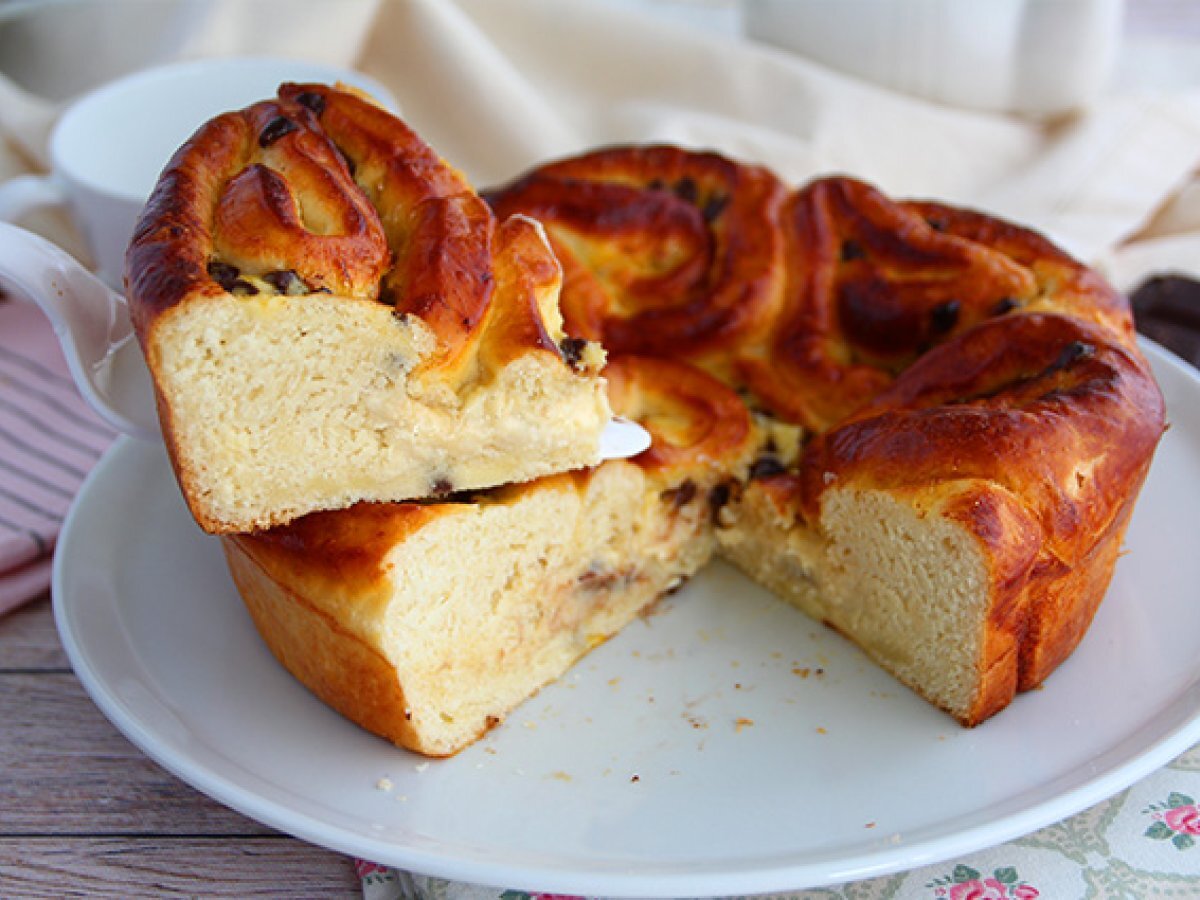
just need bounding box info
[0,57,396,288]
[742,0,1124,117]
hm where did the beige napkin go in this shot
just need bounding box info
[356,0,1200,270]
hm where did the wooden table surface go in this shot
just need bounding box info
[0,592,360,897]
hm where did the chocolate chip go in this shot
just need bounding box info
[559,336,588,371]
[708,480,734,515]
[263,269,308,296]
[662,479,697,510]
[840,239,865,262]
[207,260,261,296]
[749,456,786,480]
[673,177,698,203]
[1131,274,1200,367]
[430,477,454,497]
[663,578,687,597]
[294,92,325,115]
[1048,340,1095,374]
[992,297,1019,316]
[702,194,729,223]
[929,300,961,334]
[207,260,241,291]
[259,116,298,148]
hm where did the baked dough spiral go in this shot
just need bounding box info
[485,145,788,369]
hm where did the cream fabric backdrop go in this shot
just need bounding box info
[3,0,1200,283]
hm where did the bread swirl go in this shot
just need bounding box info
[485,145,788,377]
[127,84,611,534]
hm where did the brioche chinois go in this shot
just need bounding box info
[489,152,1165,729]
[131,90,1164,752]
[126,83,611,534]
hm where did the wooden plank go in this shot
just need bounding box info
[0,673,275,836]
[0,837,359,897]
[0,594,69,671]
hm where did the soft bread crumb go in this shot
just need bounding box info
[155,294,609,532]
[719,484,990,722]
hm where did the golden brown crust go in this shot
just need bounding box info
[128,84,534,365]
[485,145,788,362]
[222,538,446,755]
[127,91,391,329]
[797,313,1162,531]
[231,500,443,593]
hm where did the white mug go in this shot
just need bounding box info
[0,56,397,288]
[741,0,1124,117]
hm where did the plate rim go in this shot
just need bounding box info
[52,338,1200,897]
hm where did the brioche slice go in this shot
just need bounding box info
[127,84,611,534]
[222,356,755,756]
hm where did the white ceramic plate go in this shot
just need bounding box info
[54,341,1200,897]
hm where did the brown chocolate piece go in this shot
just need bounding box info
[1131,275,1200,369]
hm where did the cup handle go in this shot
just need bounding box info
[0,221,159,440]
[0,173,69,222]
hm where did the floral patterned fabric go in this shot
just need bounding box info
[361,743,1200,899]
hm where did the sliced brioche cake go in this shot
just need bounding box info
[127,84,611,534]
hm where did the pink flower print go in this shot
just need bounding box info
[1144,792,1200,848]
[949,878,1007,900]
[929,864,1038,899]
[1164,804,1200,835]
[354,859,390,878]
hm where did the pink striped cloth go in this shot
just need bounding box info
[0,296,116,615]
